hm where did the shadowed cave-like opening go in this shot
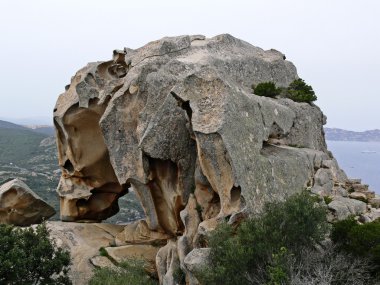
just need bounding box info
[56,99,132,222]
[146,158,186,235]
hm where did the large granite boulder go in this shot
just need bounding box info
[54,34,364,283]
[0,178,55,226]
[54,34,331,225]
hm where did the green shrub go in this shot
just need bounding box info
[286,78,317,103]
[89,259,158,285]
[266,247,290,285]
[332,218,380,271]
[323,196,333,205]
[99,247,108,257]
[348,187,355,193]
[200,191,329,284]
[0,222,71,285]
[253,82,281,98]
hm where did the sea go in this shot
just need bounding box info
[327,141,380,194]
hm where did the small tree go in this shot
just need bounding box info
[286,78,317,103]
[0,222,71,285]
[253,82,281,98]
[200,192,329,284]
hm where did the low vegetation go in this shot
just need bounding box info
[252,82,281,98]
[199,192,376,285]
[285,78,317,103]
[252,78,317,103]
[89,259,158,285]
[332,217,380,275]
[0,222,71,285]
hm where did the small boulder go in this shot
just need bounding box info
[184,248,211,283]
[114,219,170,246]
[90,256,116,269]
[336,187,348,197]
[369,197,380,208]
[105,244,159,273]
[349,191,369,202]
[311,169,333,196]
[0,178,55,226]
[328,197,367,221]
[156,239,181,285]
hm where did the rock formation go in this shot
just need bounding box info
[53,34,380,284]
[46,222,125,284]
[0,178,55,226]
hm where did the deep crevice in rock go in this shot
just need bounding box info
[146,157,185,235]
[63,159,74,174]
[170,91,193,121]
[230,186,241,204]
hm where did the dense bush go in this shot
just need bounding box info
[252,79,317,103]
[288,245,372,285]
[252,82,281,97]
[200,192,329,284]
[332,217,380,272]
[200,192,378,285]
[286,78,317,103]
[0,222,71,285]
[89,259,158,285]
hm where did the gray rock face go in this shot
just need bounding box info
[328,197,367,221]
[311,168,334,196]
[0,178,55,226]
[184,248,211,284]
[54,34,330,225]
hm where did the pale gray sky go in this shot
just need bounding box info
[0,0,379,130]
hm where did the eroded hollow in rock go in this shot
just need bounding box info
[194,162,221,220]
[230,186,241,205]
[63,159,74,174]
[56,99,127,222]
[146,158,185,235]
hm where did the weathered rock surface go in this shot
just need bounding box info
[104,244,159,272]
[90,255,116,269]
[54,34,328,224]
[369,197,380,208]
[114,219,170,246]
[53,34,376,283]
[184,248,211,284]
[46,221,124,285]
[328,197,367,221]
[0,178,55,226]
[156,239,181,285]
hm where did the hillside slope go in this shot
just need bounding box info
[0,120,144,222]
[0,124,61,218]
[325,128,380,142]
[0,119,29,130]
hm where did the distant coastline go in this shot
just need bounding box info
[325,128,380,142]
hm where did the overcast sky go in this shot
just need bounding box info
[0,0,379,130]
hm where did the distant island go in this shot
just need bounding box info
[325,128,380,142]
